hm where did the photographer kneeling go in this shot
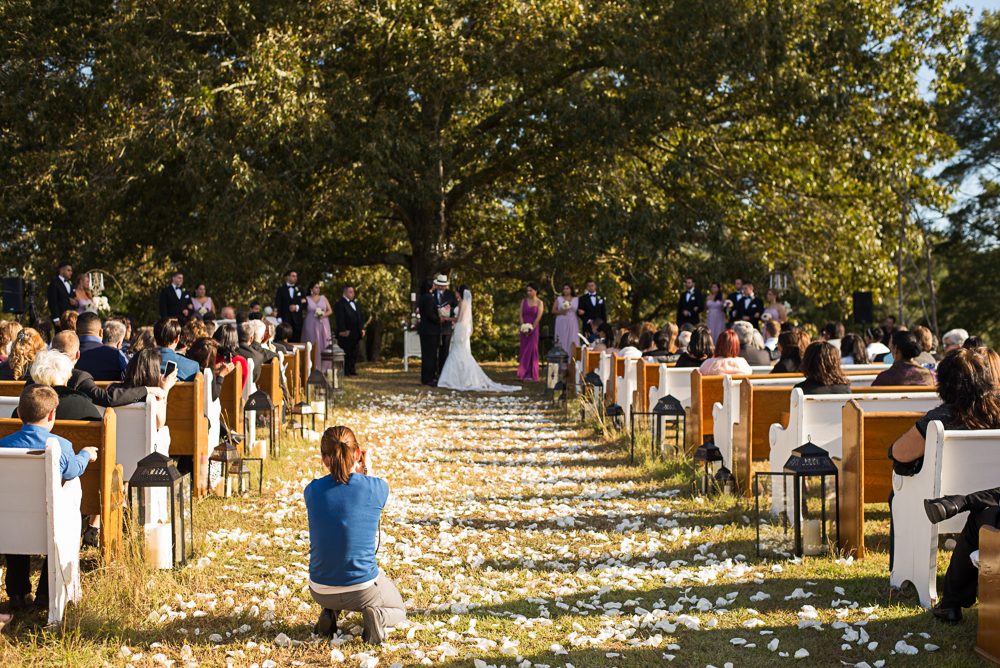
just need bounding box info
[306,426,405,643]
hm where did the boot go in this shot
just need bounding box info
[923,495,968,524]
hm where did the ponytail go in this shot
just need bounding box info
[321,427,359,484]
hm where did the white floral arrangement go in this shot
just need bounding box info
[559,300,572,311]
[519,323,534,334]
[783,301,794,316]
[314,308,325,319]
[761,312,772,322]
[198,306,208,316]
[93,296,111,313]
[724,299,733,308]
[438,304,451,318]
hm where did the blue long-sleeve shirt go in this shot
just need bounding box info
[0,424,91,480]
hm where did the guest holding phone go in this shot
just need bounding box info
[305,425,405,643]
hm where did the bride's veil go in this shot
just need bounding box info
[460,289,473,326]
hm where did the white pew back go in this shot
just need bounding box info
[768,389,942,514]
[614,357,640,422]
[891,422,1000,607]
[0,440,82,625]
[653,364,773,410]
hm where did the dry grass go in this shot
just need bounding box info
[0,359,987,667]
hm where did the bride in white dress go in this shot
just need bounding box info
[438,287,520,392]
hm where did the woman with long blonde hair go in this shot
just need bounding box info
[0,328,47,380]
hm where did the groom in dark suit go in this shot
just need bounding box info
[577,280,607,331]
[47,262,78,323]
[334,285,365,377]
[417,275,458,386]
[733,280,764,330]
[158,271,192,320]
[676,277,704,327]
[274,270,307,342]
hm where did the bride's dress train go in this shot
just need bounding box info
[438,290,520,392]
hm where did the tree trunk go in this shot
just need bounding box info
[366,314,384,362]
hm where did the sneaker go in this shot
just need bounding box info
[82,526,100,549]
[314,608,338,637]
[361,607,385,644]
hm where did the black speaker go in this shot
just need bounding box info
[2,278,24,314]
[853,291,873,325]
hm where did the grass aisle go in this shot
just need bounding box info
[0,361,984,667]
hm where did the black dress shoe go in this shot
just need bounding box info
[314,608,338,637]
[8,595,32,611]
[924,496,965,524]
[82,525,100,548]
[930,603,962,624]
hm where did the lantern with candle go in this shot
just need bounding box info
[128,452,194,569]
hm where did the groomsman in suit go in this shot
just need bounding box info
[334,285,366,377]
[47,262,78,323]
[159,272,192,320]
[274,270,307,342]
[726,277,743,326]
[676,277,704,327]
[577,280,607,330]
[417,276,458,386]
[734,281,764,330]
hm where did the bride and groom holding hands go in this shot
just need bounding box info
[418,275,519,392]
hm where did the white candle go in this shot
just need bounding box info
[410,292,417,302]
[253,439,268,460]
[310,401,325,415]
[803,520,823,556]
[144,523,173,569]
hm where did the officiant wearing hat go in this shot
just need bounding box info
[417,275,458,387]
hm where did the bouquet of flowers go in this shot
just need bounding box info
[198,306,208,316]
[761,312,772,322]
[93,295,111,313]
[559,300,572,311]
[724,299,733,309]
[438,304,451,318]
[314,307,325,319]
[519,323,534,334]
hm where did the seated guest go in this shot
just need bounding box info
[584,318,603,345]
[638,331,656,354]
[912,326,938,365]
[1,385,97,611]
[272,322,295,353]
[617,331,642,360]
[35,319,54,345]
[887,347,1000,592]
[130,327,156,357]
[306,426,405,641]
[237,322,265,383]
[102,319,128,351]
[676,326,713,368]
[177,319,208,355]
[113,349,176,430]
[820,321,844,350]
[699,330,752,376]
[771,330,807,374]
[794,341,850,394]
[58,310,78,333]
[219,306,236,321]
[203,314,218,337]
[28,331,154,407]
[840,333,870,365]
[153,318,200,382]
[235,311,250,325]
[646,331,680,364]
[213,324,248,386]
[865,326,891,362]
[75,312,129,381]
[23,350,102,421]
[660,323,679,353]
[251,320,279,365]
[676,330,691,354]
[733,321,771,366]
[763,320,780,353]
[941,328,969,355]
[0,321,22,361]
[591,323,616,353]
[0,328,47,380]
[185,337,234,401]
[963,336,986,349]
[872,331,936,387]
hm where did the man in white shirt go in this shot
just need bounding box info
[274,270,306,342]
[577,280,606,330]
[335,285,366,377]
[46,262,78,322]
[158,271,191,320]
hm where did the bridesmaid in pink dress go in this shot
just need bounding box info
[302,282,332,371]
[551,282,579,356]
[517,283,544,382]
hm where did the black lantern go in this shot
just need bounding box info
[552,381,568,407]
[321,342,346,394]
[290,401,313,438]
[208,442,242,497]
[604,403,624,430]
[307,369,330,425]
[693,436,725,495]
[543,338,569,399]
[755,441,840,558]
[630,394,686,464]
[584,371,604,404]
[229,457,262,496]
[128,452,194,568]
[244,389,279,458]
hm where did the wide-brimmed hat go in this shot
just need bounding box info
[433,274,450,286]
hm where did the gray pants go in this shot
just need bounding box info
[309,574,406,630]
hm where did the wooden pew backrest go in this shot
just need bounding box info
[163,374,209,496]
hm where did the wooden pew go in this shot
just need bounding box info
[839,401,923,558]
[769,388,942,517]
[978,525,1000,666]
[568,344,582,395]
[636,359,661,414]
[0,411,121,565]
[0,441,82,625]
[220,365,245,439]
[891,423,1000,607]
[161,374,210,497]
[292,342,313,397]
[258,359,283,416]
[283,347,300,404]
[0,381,23,397]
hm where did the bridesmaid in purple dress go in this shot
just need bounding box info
[551,282,579,356]
[705,282,727,346]
[302,281,332,371]
[517,283,544,382]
